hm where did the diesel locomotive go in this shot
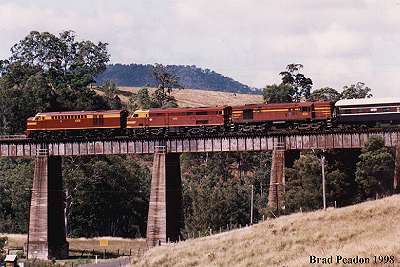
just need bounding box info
[25,97,400,139]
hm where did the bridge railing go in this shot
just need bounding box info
[154,146,166,154]
[0,135,26,140]
[36,148,48,156]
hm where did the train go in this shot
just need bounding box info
[25,98,400,139]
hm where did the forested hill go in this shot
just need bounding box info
[95,64,257,94]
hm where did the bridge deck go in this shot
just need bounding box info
[1,130,400,157]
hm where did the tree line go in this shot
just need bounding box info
[0,31,397,239]
[95,63,254,94]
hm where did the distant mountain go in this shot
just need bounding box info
[95,64,259,94]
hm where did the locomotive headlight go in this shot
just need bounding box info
[149,118,153,121]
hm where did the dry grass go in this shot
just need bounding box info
[134,195,400,267]
[116,87,263,107]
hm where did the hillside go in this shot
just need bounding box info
[112,87,264,107]
[95,64,258,94]
[134,195,400,267]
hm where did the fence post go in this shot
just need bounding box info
[209,228,212,235]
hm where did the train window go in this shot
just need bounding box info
[133,114,138,118]
[301,107,310,112]
[196,111,208,115]
[186,112,194,115]
[243,109,253,120]
[370,108,377,112]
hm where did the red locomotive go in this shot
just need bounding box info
[26,110,128,138]
[231,101,333,131]
[126,106,231,135]
[25,97,400,139]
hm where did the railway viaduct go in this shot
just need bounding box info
[1,130,400,259]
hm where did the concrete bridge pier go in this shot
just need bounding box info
[268,138,285,210]
[394,145,400,190]
[146,148,184,247]
[28,149,68,260]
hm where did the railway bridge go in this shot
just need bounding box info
[1,129,400,259]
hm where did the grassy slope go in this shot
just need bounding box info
[134,195,400,267]
[115,87,264,107]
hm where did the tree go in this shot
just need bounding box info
[263,84,293,103]
[127,86,178,112]
[63,155,150,237]
[0,30,110,134]
[284,154,322,212]
[279,64,313,101]
[340,82,372,99]
[151,88,178,108]
[0,236,7,261]
[102,80,122,109]
[152,63,183,95]
[181,152,271,234]
[0,158,33,233]
[127,87,152,112]
[309,87,341,102]
[151,64,181,108]
[355,136,394,200]
[7,30,109,89]
[284,152,351,212]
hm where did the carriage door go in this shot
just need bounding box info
[301,106,312,119]
[93,115,104,126]
[243,109,254,121]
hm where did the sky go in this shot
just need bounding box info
[0,0,400,96]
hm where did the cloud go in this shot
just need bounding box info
[0,0,399,97]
